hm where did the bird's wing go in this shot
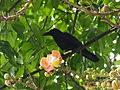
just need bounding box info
[63,32,99,62]
[63,32,82,49]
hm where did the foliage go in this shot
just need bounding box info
[0,0,120,89]
[4,66,120,89]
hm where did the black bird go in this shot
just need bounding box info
[43,28,99,62]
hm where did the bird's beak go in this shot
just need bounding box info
[43,32,50,36]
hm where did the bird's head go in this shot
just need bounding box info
[43,28,62,36]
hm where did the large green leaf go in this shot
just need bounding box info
[16,65,24,78]
[11,21,26,39]
[0,40,18,66]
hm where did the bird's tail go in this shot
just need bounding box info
[81,49,99,62]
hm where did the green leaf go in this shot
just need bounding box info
[16,66,24,78]
[51,0,59,9]
[39,6,51,18]
[32,0,43,12]
[78,15,93,28]
[24,50,34,63]
[11,21,25,39]
[0,0,13,11]
[0,54,7,68]
[26,64,35,73]
[115,37,120,54]
[103,0,112,4]
[21,42,32,51]
[114,60,120,65]
[0,40,18,66]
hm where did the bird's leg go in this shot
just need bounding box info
[63,50,72,55]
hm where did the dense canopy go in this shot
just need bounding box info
[0,0,120,89]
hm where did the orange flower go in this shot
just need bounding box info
[40,50,63,72]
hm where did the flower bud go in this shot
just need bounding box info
[87,68,90,71]
[96,67,100,71]
[86,75,91,80]
[102,5,109,12]
[87,84,95,90]
[96,82,100,87]
[111,65,116,70]
[112,80,120,89]
[106,81,111,87]
[26,81,31,84]
[4,73,10,79]
[101,82,106,88]
[100,69,106,74]
[92,75,96,80]
[116,67,120,73]
[109,71,118,77]
[44,72,50,77]
[93,70,96,73]
[18,78,22,83]
[84,71,87,73]
[5,80,11,86]
[90,68,94,71]
[12,84,16,88]
[39,66,43,69]
[104,72,108,76]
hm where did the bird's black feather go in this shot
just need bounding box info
[43,28,99,62]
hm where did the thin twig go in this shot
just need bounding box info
[0,69,43,89]
[47,14,66,31]
[76,28,118,51]
[24,14,33,31]
[62,0,120,16]
[66,73,85,90]
[22,69,43,79]
[62,0,120,27]
[102,17,119,27]
[57,8,73,14]
[28,74,38,90]
[40,16,48,30]
[72,10,79,34]
[0,0,31,21]
[71,0,79,34]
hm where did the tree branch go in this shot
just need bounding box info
[0,69,43,89]
[0,0,31,21]
[62,27,119,59]
[102,17,119,27]
[62,0,120,16]
[62,0,120,27]
[22,69,43,79]
[67,73,85,90]
[72,10,79,34]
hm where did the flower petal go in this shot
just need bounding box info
[40,57,48,67]
[51,59,61,67]
[47,54,57,63]
[44,66,55,72]
[47,54,52,61]
[52,50,60,58]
